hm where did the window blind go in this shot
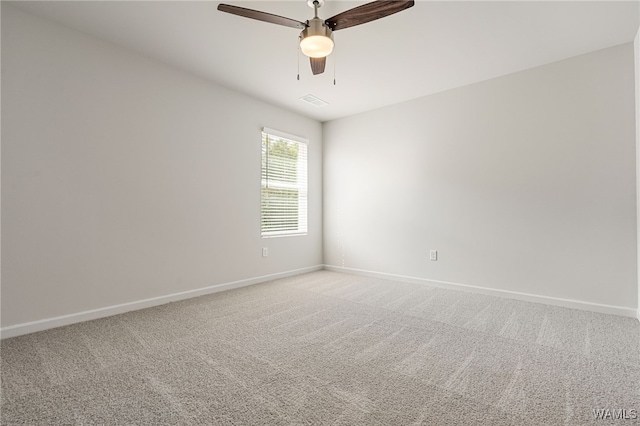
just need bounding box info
[261,128,308,237]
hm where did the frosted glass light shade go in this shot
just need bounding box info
[300,35,334,58]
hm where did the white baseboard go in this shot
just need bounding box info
[0,265,323,339]
[323,265,638,318]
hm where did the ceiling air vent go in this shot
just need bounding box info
[300,94,328,107]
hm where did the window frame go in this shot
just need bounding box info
[261,127,308,238]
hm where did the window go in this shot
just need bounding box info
[261,128,308,237]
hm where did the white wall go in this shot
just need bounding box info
[635,29,640,321]
[1,5,322,329]
[324,44,637,314]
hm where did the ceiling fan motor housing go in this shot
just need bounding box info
[300,17,334,58]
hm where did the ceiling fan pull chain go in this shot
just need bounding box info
[333,45,336,85]
[297,37,301,81]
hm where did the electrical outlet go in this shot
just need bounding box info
[430,250,437,261]
[262,247,268,257]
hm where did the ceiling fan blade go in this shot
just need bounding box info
[325,0,414,31]
[217,4,307,30]
[310,57,326,75]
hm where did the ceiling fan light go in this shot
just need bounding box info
[299,17,334,59]
[300,35,334,58]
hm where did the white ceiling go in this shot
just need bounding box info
[8,0,640,122]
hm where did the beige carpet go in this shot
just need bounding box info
[1,270,639,425]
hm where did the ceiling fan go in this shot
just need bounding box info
[217,0,415,75]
